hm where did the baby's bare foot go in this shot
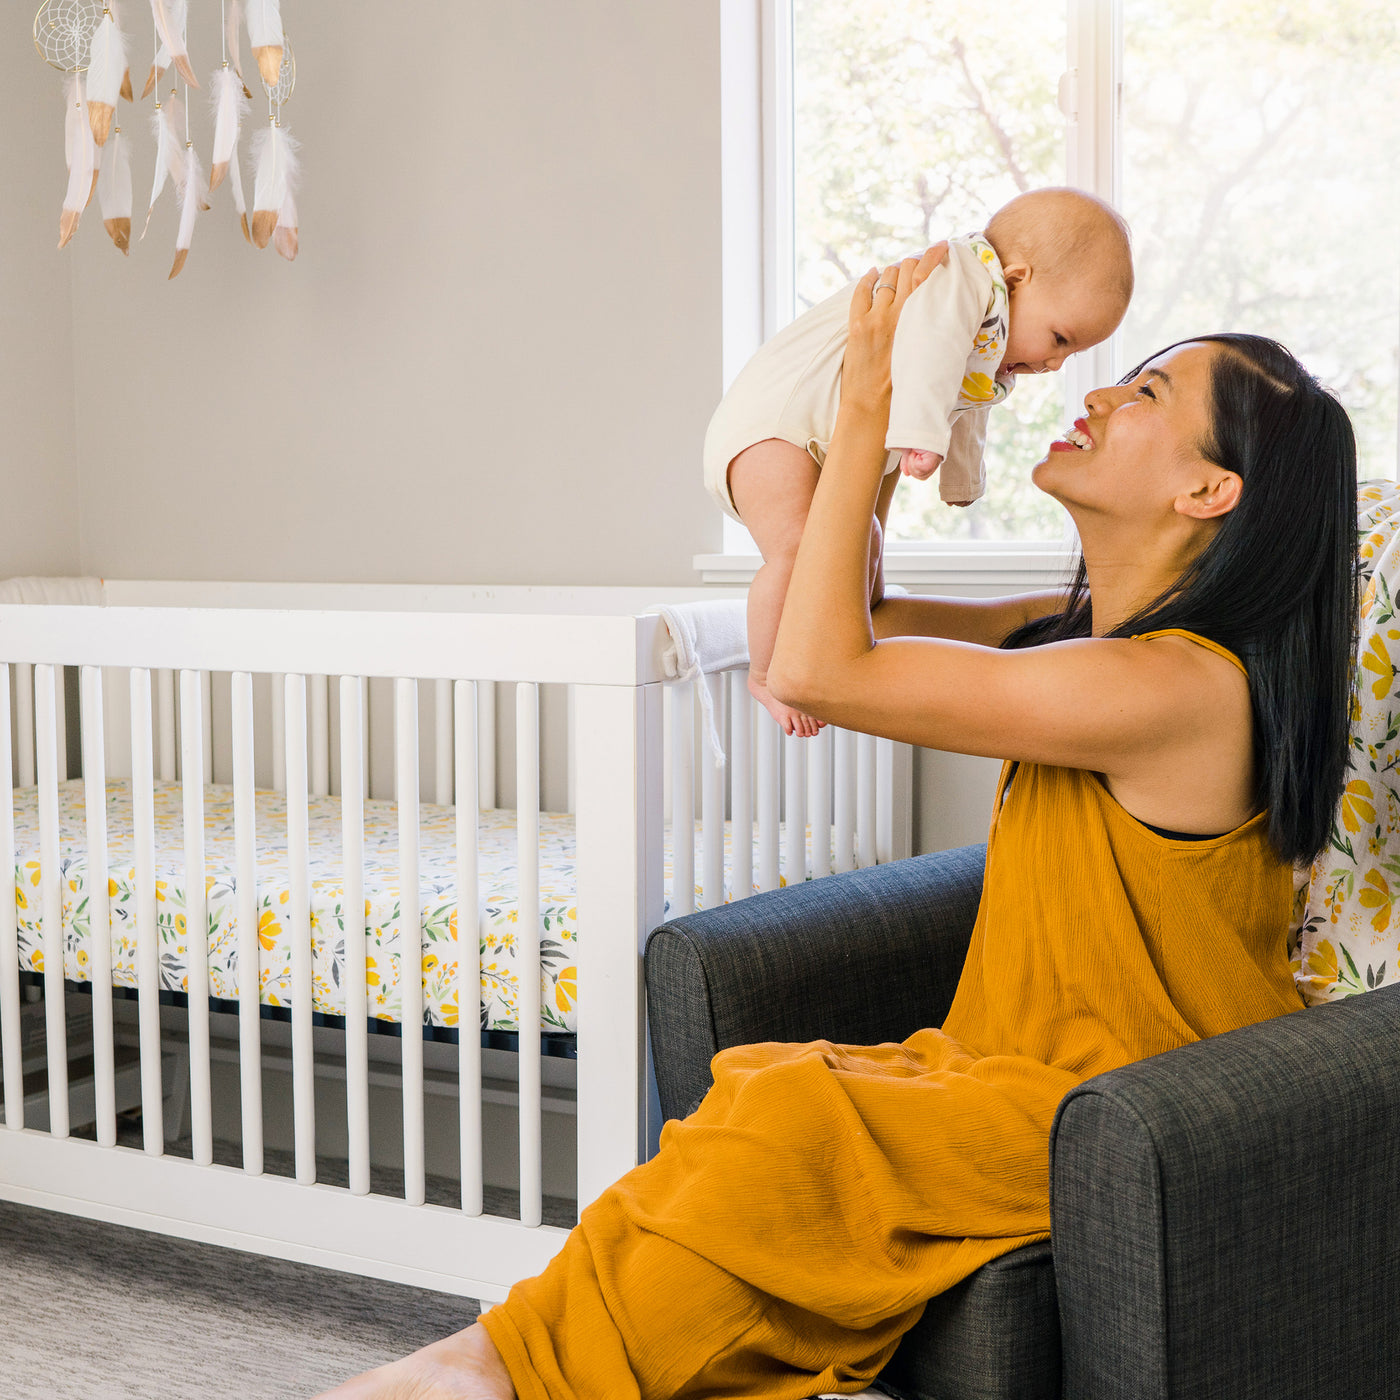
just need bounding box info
[898,448,942,480]
[748,671,824,738]
[313,1322,515,1400]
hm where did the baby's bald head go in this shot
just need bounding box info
[987,187,1134,312]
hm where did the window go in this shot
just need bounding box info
[776,0,1400,546]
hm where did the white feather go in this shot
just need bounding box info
[142,95,186,238]
[98,127,133,221]
[251,120,299,216]
[64,74,83,169]
[149,0,196,86]
[175,144,202,251]
[61,79,94,210]
[208,66,248,186]
[245,0,283,49]
[229,141,248,215]
[225,0,250,89]
[85,11,127,113]
[59,76,96,245]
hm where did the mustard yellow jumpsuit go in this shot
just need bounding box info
[481,632,1305,1399]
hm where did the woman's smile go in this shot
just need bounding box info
[1050,417,1096,453]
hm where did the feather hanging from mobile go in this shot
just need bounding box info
[250,117,298,250]
[148,0,197,86]
[85,3,130,145]
[245,0,282,89]
[142,86,185,238]
[59,74,98,248]
[34,0,301,269]
[98,123,133,252]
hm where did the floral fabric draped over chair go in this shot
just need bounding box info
[1293,480,1400,1003]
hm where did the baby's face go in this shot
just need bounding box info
[1000,274,1126,376]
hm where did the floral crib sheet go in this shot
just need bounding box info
[9,781,830,1034]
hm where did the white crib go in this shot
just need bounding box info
[0,581,913,1300]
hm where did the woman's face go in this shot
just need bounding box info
[1032,342,1220,525]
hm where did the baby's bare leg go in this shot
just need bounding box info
[727,439,825,738]
[313,1321,514,1400]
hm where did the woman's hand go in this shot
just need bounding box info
[842,243,950,415]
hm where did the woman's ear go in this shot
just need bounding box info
[1175,469,1243,521]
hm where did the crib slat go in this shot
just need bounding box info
[834,727,856,875]
[516,682,543,1228]
[180,670,213,1166]
[80,667,117,1146]
[857,731,877,868]
[15,662,35,788]
[455,680,483,1216]
[284,673,316,1184]
[784,731,807,889]
[53,666,68,783]
[35,664,68,1138]
[756,709,780,893]
[396,677,426,1207]
[435,677,453,806]
[478,681,497,811]
[670,683,695,916]
[729,673,753,901]
[201,671,214,783]
[310,673,330,798]
[339,676,369,1195]
[157,668,176,782]
[700,674,725,909]
[130,668,164,1150]
[272,673,287,793]
[809,725,832,880]
[231,671,264,1175]
[0,665,23,1129]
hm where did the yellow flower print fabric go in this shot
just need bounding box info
[1293,480,1400,1002]
[953,234,1013,414]
[9,781,832,1033]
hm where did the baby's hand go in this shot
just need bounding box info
[898,448,943,480]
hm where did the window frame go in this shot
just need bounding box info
[698,0,1122,585]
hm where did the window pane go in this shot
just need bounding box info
[1121,2,1400,480]
[792,0,1068,540]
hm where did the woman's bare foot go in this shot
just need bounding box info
[313,1321,515,1400]
[749,670,824,738]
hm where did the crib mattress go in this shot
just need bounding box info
[8,782,812,1035]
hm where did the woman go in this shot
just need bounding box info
[320,248,1358,1400]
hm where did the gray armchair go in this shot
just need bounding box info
[643,846,1400,1400]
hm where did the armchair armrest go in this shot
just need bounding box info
[643,844,986,1122]
[1051,980,1400,1400]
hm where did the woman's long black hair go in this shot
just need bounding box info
[1003,333,1359,866]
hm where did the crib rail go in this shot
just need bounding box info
[0,600,911,1297]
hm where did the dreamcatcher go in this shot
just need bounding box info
[34,0,302,271]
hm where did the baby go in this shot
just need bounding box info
[703,187,1134,734]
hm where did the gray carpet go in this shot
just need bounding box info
[1,1123,577,1400]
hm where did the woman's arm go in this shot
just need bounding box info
[768,257,1251,806]
[871,590,1066,646]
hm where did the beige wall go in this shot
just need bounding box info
[63,2,723,584]
[3,2,1002,853]
[0,34,81,576]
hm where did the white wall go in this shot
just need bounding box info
[0,36,82,577]
[63,2,723,585]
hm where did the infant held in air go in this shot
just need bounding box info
[703,186,1135,735]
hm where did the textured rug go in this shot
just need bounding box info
[2,1125,576,1400]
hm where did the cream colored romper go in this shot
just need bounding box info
[703,234,1014,521]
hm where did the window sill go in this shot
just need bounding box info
[693,545,1077,589]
